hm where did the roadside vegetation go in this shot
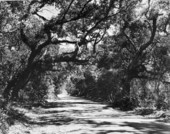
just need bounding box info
[1,0,170,133]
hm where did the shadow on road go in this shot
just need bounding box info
[10,96,170,134]
[123,122,170,134]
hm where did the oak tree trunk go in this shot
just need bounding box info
[3,65,34,100]
[3,50,38,101]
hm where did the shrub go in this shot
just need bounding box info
[112,95,139,110]
[0,100,9,134]
[155,95,169,110]
[19,72,48,103]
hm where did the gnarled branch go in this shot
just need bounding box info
[20,24,34,51]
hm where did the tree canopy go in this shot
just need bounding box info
[0,0,170,110]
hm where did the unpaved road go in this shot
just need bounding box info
[8,96,170,134]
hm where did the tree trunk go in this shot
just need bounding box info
[3,63,35,101]
[122,76,131,97]
[3,49,41,101]
[119,76,135,110]
[11,71,32,100]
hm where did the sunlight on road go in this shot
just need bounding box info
[8,96,170,134]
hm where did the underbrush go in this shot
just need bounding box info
[0,100,9,134]
[0,110,9,134]
[134,107,170,122]
[67,68,170,111]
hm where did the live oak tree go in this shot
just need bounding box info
[0,1,27,98]
[1,0,170,109]
[1,0,120,100]
[97,0,170,106]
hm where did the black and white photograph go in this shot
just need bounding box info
[0,0,170,133]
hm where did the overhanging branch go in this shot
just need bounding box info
[123,32,136,52]
[51,38,77,44]
[37,26,51,51]
[138,16,158,54]
[20,24,34,51]
[61,0,75,20]
[129,16,158,70]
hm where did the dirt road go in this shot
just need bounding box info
[8,95,170,134]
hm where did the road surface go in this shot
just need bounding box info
[8,95,170,134]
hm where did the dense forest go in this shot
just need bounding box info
[1,0,170,133]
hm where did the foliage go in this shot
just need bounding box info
[1,0,170,112]
[0,0,120,101]
[93,0,170,110]
[0,110,9,134]
[20,71,48,103]
[68,67,138,110]
[0,99,9,134]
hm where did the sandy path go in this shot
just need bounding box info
[8,96,170,134]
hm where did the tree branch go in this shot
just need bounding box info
[21,0,45,20]
[56,57,88,64]
[43,56,88,64]
[61,0,75,20]
[138,16,158,54]
[62,44,79,59]
[129,16,158,70]
[93,28,107,53]
[34,12,48,21]
[46,0,93,30]
[123,32,136,52]
[51,39,77,44]
[37,26,51,51]
[20,25,34,51]
[79,0,92,15]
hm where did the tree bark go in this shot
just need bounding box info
[3,61,36,101]
[121,76,131,97]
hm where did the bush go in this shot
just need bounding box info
[67,70,97,98]
[155,96,169,110]
[0,100,9,134]
[135,107,155,115]
[131,79,170,110]
[96,71,120,102]
[66,79,77,96]
[112,95,139,111]
[0,112,9,134]
[19,72,48,103]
